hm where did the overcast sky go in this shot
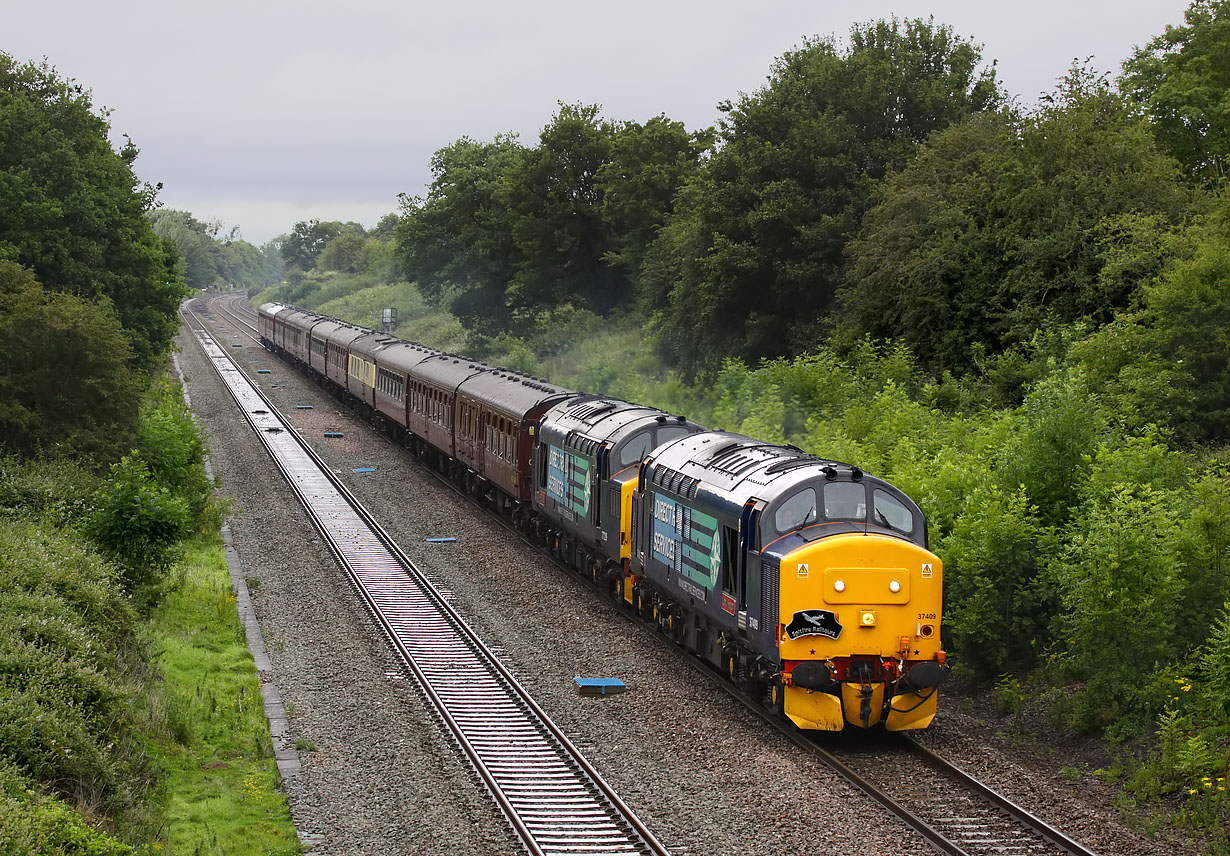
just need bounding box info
[6,1,1191,245]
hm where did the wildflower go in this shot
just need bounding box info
[1182,685,1192,692]
[1190,788,1199,794]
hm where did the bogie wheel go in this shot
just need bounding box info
[767,679,785,714]
[723,648,739,683]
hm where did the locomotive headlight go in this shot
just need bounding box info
[859,610,876,627]
[889,580,901,593]
[833,579,846,592]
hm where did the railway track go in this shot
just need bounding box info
[183,296,671,856]
[200,293,1101,856]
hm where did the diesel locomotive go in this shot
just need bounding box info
[258,301,949,730]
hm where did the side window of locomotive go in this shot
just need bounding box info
[775,488,818,533]
[823,482,867,521]
[872,489,914,534]
[618,431,653,467]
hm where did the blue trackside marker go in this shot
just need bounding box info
[231,343,243,348]
[323,432,343,438]
[574,677,627,696]
[257,369,271,374]
[296,405,313,409]
[352,467,375,473]
[425,537,456,543]
[271,384,286,388]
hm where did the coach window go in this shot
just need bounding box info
[775,488,818,533]
[823,482,867,522]
[872,489,914,534]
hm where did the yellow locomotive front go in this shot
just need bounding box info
[775,533,946,730]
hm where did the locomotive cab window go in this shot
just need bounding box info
[775,488,818,533]
[872,489,914,534]
[619,431,653,467]
[823,482,867,522]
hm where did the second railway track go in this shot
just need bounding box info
[199,293,1104,856]
[185,297,670,856]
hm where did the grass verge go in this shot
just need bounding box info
[148,537,301,856]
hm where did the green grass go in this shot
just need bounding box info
[148,538,301,856]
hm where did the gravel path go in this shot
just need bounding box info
[179,303,1193,856]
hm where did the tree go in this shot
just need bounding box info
[648,19,1001,377]
[397,134,526,336]
[842,68,1189,373]
[1073,203,1230,445]
[0,54,184,366]
[505,103,620,320]
[0,262,141,461]
[316,230,366,273]
[596,115,714,297]
[1122,0,1230,183]
[148,209,225,290]
[221,237,285,291]
[280,219,342,272]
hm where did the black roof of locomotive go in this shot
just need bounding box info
[646,430,869,506]
[539,395,696,447]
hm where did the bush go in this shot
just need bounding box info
[0,520,150,818]
[1047,483,1186,735]
[136,381,223,533]
[942,487,1054,679]
[0,760,134,855]
[0,262,142,462]
[89,454,190,603]
[0,456,104,528]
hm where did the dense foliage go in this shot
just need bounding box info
[0,377,241,850]
[1122,0,1230,183]
[648,20,1000,376]
[149,209,284,292]
[0,261,142,460]
[0,54,184,367]
[841,68,1190,373]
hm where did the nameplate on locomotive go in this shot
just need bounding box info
[786,609,843,641]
